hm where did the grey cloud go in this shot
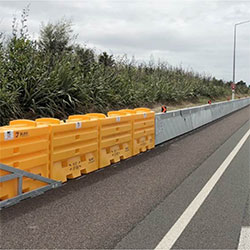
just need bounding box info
[0,0,249,83]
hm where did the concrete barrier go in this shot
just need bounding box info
[155,98,250,145]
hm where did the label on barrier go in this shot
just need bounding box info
[111,149,120,157]
[15,131,29,138]
[116,116,121,122]
[4,130,14,141]
[68,157,81,171]
[88,157,95,163]
[76,121,82,129]
[144,113,147,118]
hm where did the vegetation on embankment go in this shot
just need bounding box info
[0,9,249,126]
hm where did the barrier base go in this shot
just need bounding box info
[0,163,62,209]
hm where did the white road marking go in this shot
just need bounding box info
[238,227,250,249]
[155,128,250,250]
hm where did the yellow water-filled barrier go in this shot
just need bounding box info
[36,117,99,182]
[85,113,133,168]
[114,108,155,155]
[0,120,49,200]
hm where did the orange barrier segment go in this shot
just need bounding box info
[86,113,133,168]
[113,108,155,155]
[0,120,49,200]
[36,117,99,182]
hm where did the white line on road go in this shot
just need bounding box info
[238,227,250,249]
[155,128,250,250]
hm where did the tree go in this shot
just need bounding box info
[236,80,247,86]
[39,19,74,55]
[98,52,115,67]
[74,45,96,76]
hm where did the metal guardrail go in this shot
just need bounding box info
[155,98,250,145]
[0,163,62,209]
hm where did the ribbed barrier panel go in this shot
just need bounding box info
[85,113,133,168]
[0,120,49,200]
[155,98,250,145]
[36,117,99,182]
[114,108,155,156]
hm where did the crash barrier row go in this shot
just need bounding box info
[0,108,155,201]
[155,97,250,145]
[1,97,249,204]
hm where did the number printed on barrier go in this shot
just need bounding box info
[76,121,82,129]
[69,160,81,171]
[116,116,121,122]
[4,130,14,141]
[15,131,29,138]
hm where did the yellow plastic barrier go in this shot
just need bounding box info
[36,117,99,182]
[84,113,106,119]
[0,120,49,200]
[116,108,155,155]
[85,113,133,168]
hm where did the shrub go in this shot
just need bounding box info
[1,12,248,126]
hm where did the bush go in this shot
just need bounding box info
[0,12,248,126]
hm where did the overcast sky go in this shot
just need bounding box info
[0,0,250,84]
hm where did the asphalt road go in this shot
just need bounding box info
[0,106,249,249]
[116,120,250,249]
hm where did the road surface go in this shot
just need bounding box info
[0,106,249,249]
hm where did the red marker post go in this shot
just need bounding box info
[231,83,236,100]
[161,105,167,113]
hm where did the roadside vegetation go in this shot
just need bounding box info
[0,8,249,126]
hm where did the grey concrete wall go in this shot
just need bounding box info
[155,98,250,145]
